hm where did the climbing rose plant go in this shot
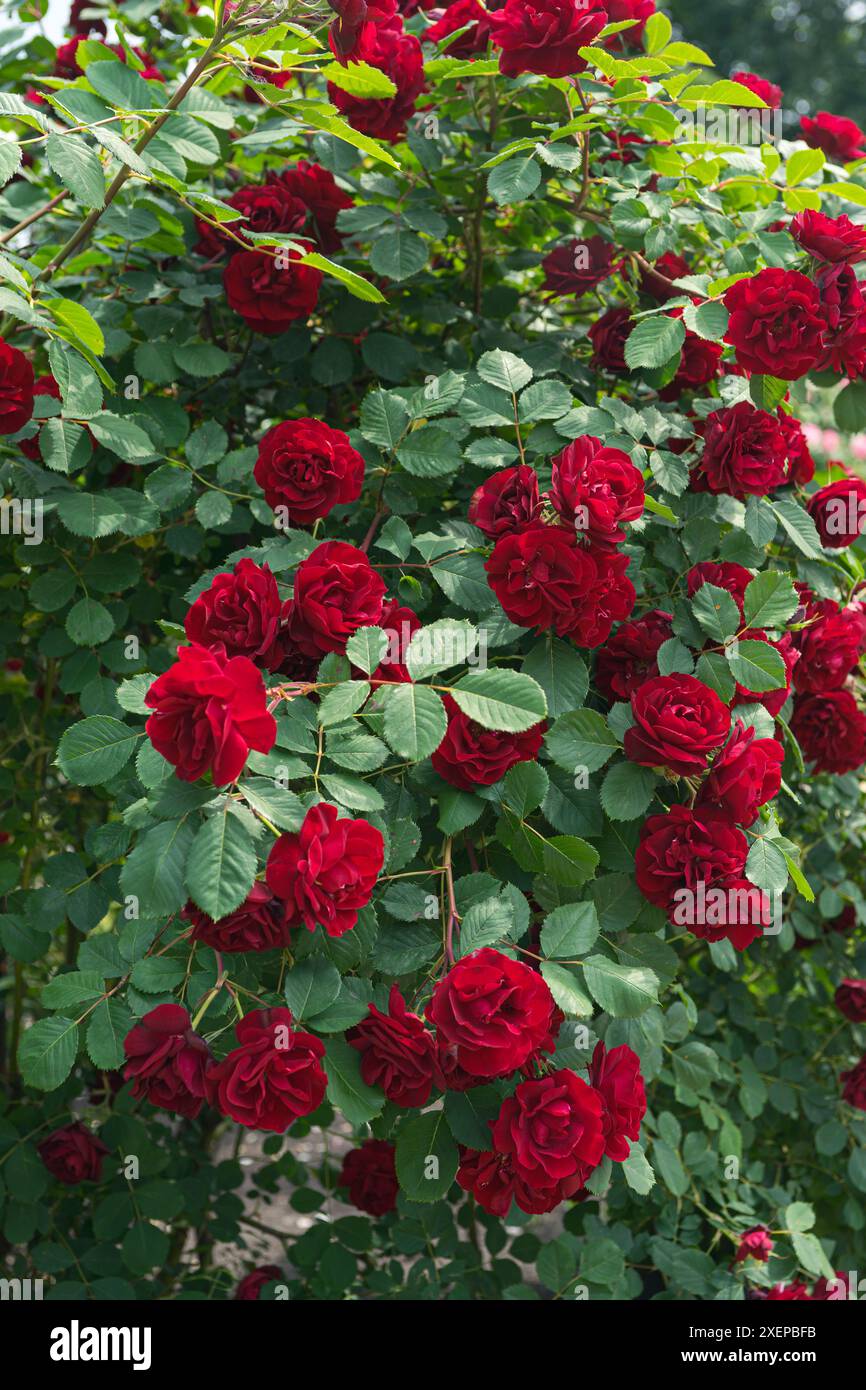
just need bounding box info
[1,0,866,1303]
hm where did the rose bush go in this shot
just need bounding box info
[1,0,866,1304]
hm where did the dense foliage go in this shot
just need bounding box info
[1,0,866,1303]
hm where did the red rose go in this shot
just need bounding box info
[276,161,354,253]
[484,524,598,639]
[38,1123,108,1185]
[184,560,288,672]
[636,803,749,913]
[731,71,782,108]
[425,0,495,57]
[54,37,162,82]
[807,476,866,548]
[468,465,541,539]
[604,0,655,49]
[195,179,307,257]
[427,947,559,1078]
[693,403,789,498]
[490,0,608,79]
[19,373,61,460]
[339,1139,398,1215]
[697,723,784,825]
[791,691,866,774]
[840,1055,866,1112]
[183,883,292,953]
[285,540,386,658]
[224,250,322,335]
[457,1147,567,1216]
[541,236,618,298]
[123,1003,211,1119]
[432,1039,487,1091]
[328,21,425,142]
[431,693,545,789]
[370,597,421,685]
[69,0,107,35]
[779,411,815,485]
[549,435,645,547]
[814,263,866,378]
[835,979,866,1023]
[658,325,723,401]
[587,1040,647,1161]
[491,1069,605,1195]
[206,1007,327,1132]
[791,210,866,266]
[0,338,34,434]
[793,601,866,693]
[235,1266,282,1300]
[724,269,826,380]
[801,112,866,164]
[145,643,276,785]
[266,802,384,937]
[566,548,636,648]
[594,609,673,703]
[589,305,631,372]
[687,560,753,614]
[734,1226,774,1262]
[639,250,690,302]
[347,984,435,1107]
[625,673,731,776]
[254,418,365,526]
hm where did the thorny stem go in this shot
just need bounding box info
[442,838,460,965]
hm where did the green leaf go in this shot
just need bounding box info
[185,812,257,921]
[726,639,787,693]
[742,570,798,629]
[324,1036,384,1125]
[284,958,342,1021]
[0,142,22,187]
[322,59,398,98]
[57,716,141,785]
[85,58,163,110]
[488,155,541,205]
[691,583,740,640]
[370,229,428,281]
[771,496,824,558]
[522,639,588,718]
[456,895,515,957]
[86,998,132,1070]
[476,350,533,393]
[345,626,388,675]
[600,761,658,821]
[540,961,594,1016]
[395,1110,459,1202]
[540,902,600,958]
[18,1017,80,1091]
[746,836,788,893]
[88,413,156,460]
[120,819,195,919]
[786,148,825,186]
[582,954,659,1017]
[48,298,105,356]
[546,709,619,774]
[45,133,104,209]
[66,596,114,646]
[382,683,448,760]
[624,315,684,370]
[450,669,546,732]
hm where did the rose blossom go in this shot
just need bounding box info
[693,403,789,498]
[184,559,288,671]
[840,1055,866,1112]
[624,673,731,776]
[801,112,866,164]
[490,0,608,79]
[587,1040,647,1161]
[144,643,276,785]
[636,803,751,925]
[340,1139,399,1215]
[687,561,754,614]
[793,601,866,693]
[491,1069,605,1194]
[594,609,673,702]
[589,306,631,372]
[814,263,866,377]
[183,883,292,953]
[123,1004,211,1119]
[425,0,495,57]
[724,269,826,380]
[275,161,354,254]
[835,979,866,1023]
[285,540,386,658]
[427,947,560,1078]
[0,337,34,434]
[266,802,384,937]
[697,723,784,826]
[541,236,618,298]
[807,476,866,548]
[731,72,782,108]
[347,984,435,1107]
[328,21,425,142]
[457,1147,570,1216]
[468,465,541,539]
[549,435,645,547]
[734,1226,774,1262]
[790,691,866,775]
[254,418,365,526]
[486,524,629,643]
[38,1123,108,1185]
[432,694,545,789]
[206,1007,327,1132]
[791,210,866,266]
[224,250,322,335]
[235,1266,282,1300]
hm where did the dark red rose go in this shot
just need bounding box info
[327,0,395,60]
[0,338,34,434]
[587,1040,646,1162]
[724,269,826,380]
[697,723,784,825]
[541,236,618,298]
[195,179,307,257]
[69,0,107,35]
[123,1004,211,1119]
[755,1282,812,1301]
[468,465,541,539]
[484,524,599,639]
[242,63,294,101]
[625,673,731,776]
[427,947,559,1078]
[54,37,162,82]
[431,693,546,789]
[732,628,798,716]
[266,802,384,937]
[814,262,866,377]
[687,560,753,614]
[793,601,866,693]
[549,435,645,547]
[604,0,655,49]
[457,1147,567,1216]
[801,112,866,164]
[835,979,866,1023]
[184,560,288,672]
[791,210,866,266]
[589,306,631,372]
[183,883,292,953]
[779,411,815,485]
[490,0,607,79]
[812,1273,853,1301]
[206,1007,326,1132]
[370,597,421,685]
[600,130,649,167]
[425,0,495,57]
[276,161,354,253]
[565,547,636,648]
[841,1055,866,1111]
[658,325,723,401]
[807,476,866,548]
[790,690,866,775]
[285,540,386,658]
[144,643,276,786]
[432,1039,487,1091]
[693,403,789,498]
[329,21,425,142]
[340,1139,398,1215]
[235,1266,282,1300]
[347,984,435,1107]
[254,418,365,527]
[38,1123,108,1185]
[491,1069,605,1194]
[639,250,690,302]
[594,609,673,703]
[636,803,749,912]
[224,250,322,335]
[734,1226,774,1262]
[731,71,782,108]
[18,373,61,461]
